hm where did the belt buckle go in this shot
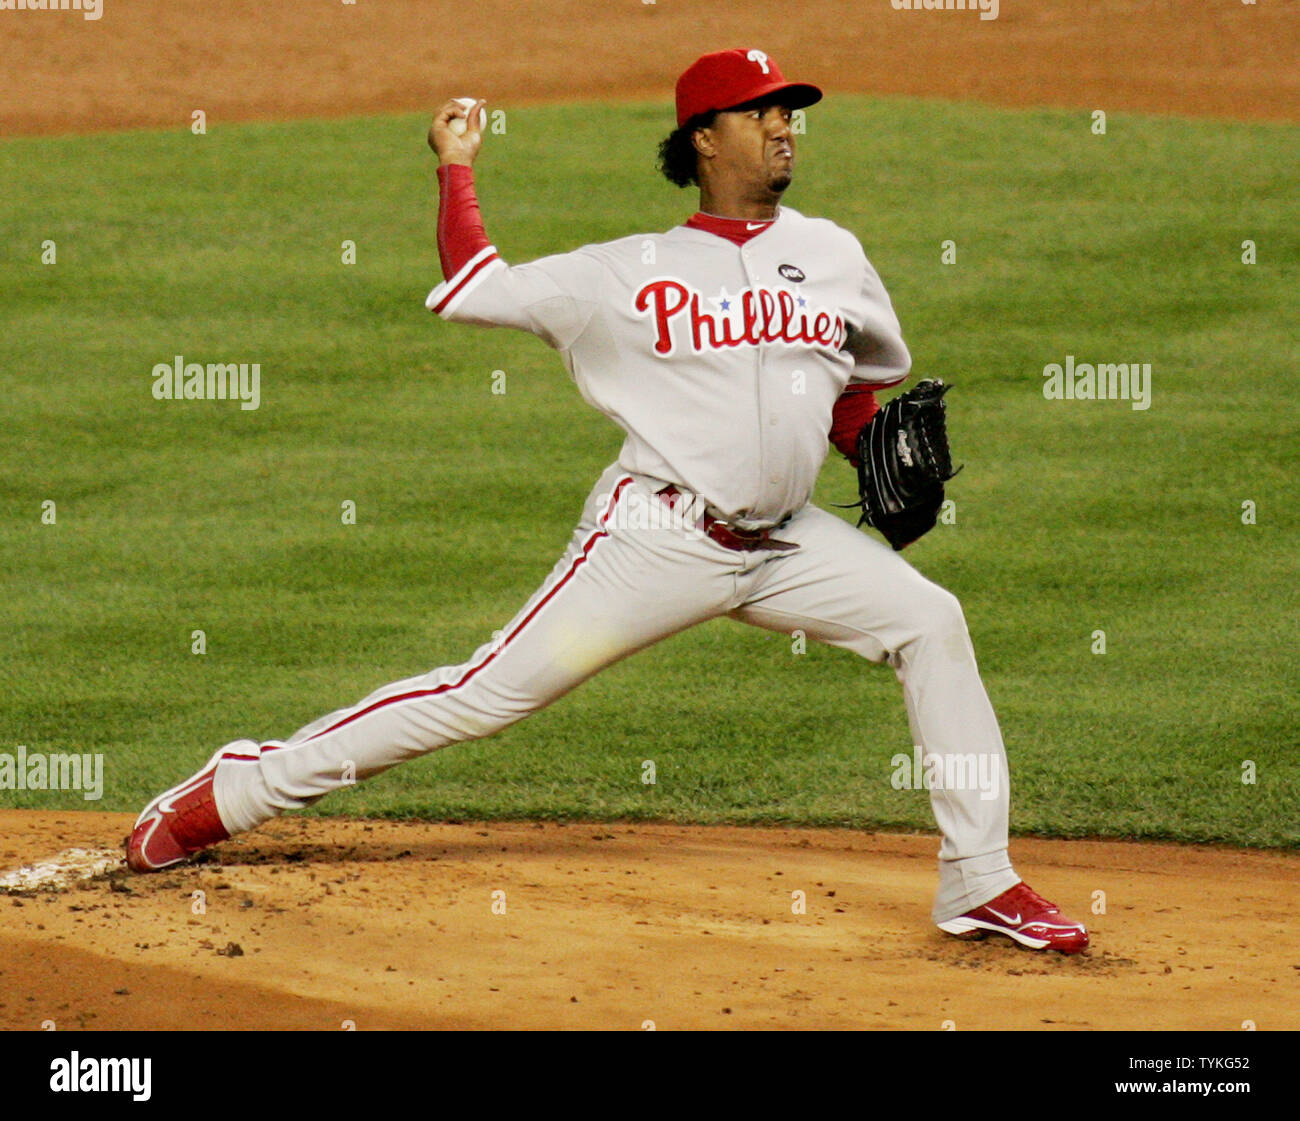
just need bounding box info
[658,486,797,553]
[706,518,798,554]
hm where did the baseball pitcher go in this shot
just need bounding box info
[127,49,1088,954]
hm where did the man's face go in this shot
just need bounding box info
[697,101,796,198]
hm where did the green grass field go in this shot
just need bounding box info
[2,97,1296,845]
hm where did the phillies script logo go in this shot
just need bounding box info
[633,279,847,357]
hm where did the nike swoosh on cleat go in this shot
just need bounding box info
[986,907,1022,925]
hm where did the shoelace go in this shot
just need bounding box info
[1003,883,1059,917]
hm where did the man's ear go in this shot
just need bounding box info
[692,126,715,159]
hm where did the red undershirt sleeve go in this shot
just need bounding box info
[436,163,491,280]
[829,383,880,464]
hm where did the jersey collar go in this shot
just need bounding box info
[685,209,779,247]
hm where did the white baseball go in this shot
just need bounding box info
[448,97,486,137]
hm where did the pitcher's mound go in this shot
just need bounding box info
[1,811,1295,1030]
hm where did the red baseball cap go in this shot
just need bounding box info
[675,48,822,127]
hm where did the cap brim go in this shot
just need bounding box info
[724,81,823,114]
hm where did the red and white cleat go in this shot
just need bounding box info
[125,747,234,872]
[937,881,1089,954]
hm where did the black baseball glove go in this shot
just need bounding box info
[842,379,961,551]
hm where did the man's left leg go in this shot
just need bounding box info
[727,503,1087,952]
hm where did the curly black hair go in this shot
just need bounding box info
[656,110,718,188]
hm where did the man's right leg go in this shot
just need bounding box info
[128,469,737,869]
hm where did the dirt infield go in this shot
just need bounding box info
[4,2,1296,1032]
[1,0,1296,136]
[1,812,1297,1031]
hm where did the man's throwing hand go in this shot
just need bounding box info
[428,98,488,166]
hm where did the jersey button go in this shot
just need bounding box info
[769,415,779,426]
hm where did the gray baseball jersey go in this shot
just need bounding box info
[426,208,909,527]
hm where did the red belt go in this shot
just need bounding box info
[657,486,798,553]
